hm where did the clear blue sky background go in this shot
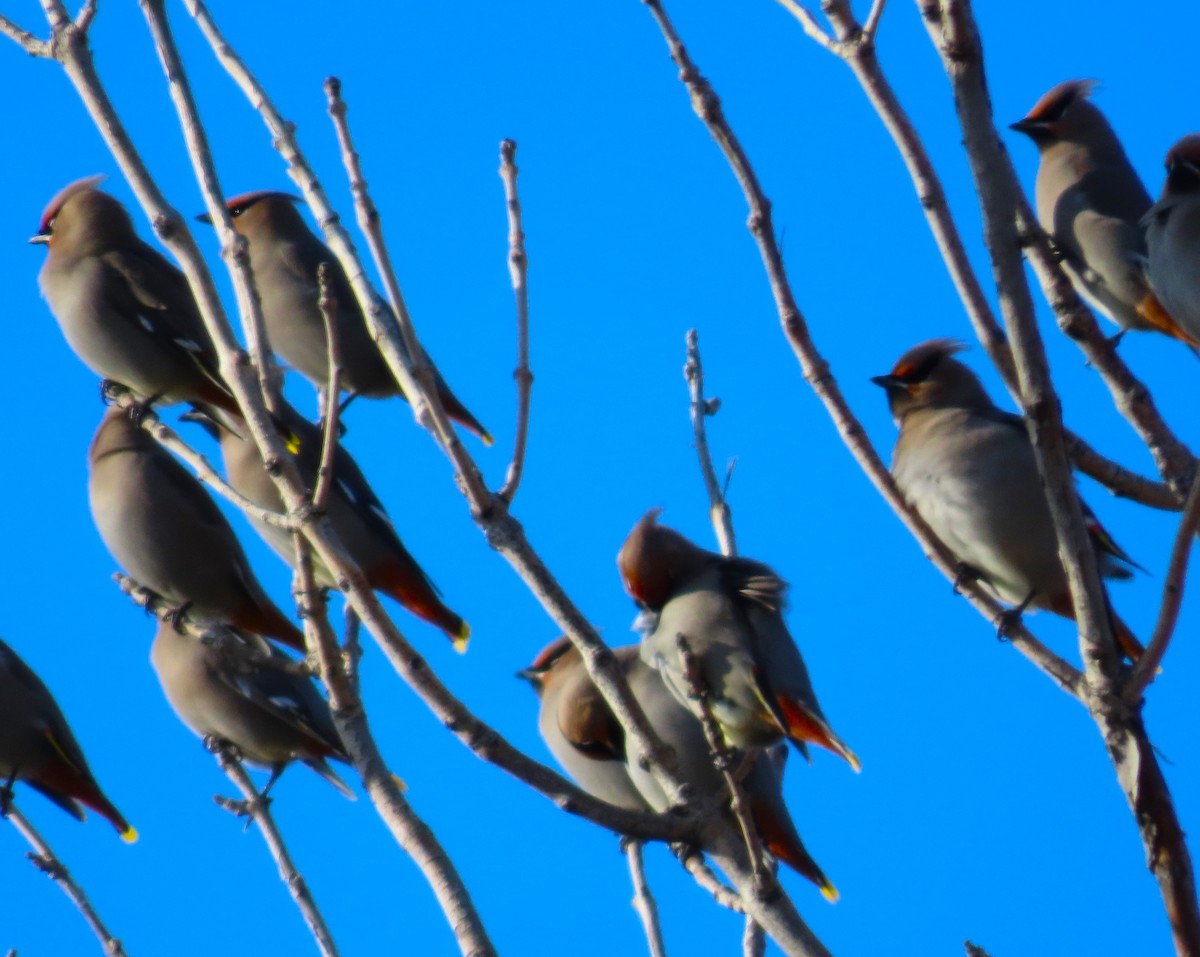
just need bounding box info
[1,1,1198,955]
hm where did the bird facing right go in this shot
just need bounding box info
[872,339,1143,659]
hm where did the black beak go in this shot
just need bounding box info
[515,667,541,685]
[1008,118,1039,135]
[195,211,212,224]
[870,374,900,389]
[28,233,49,245]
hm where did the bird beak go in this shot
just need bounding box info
[1008,118,1039,135]
[870,374,900,389]
[514,667,542,685]
[28,233,49,245]
[195,211,213,224]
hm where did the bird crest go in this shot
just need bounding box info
[37,174,107,235]
[887,338,967,382]
[1021,78,1097,125]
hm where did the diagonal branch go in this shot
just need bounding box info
[210,743,341,957]
[625,840,669,957]
[3,800,128,957]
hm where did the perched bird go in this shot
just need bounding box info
[617,512,858,771]
[31,175,240,411]
[0,637,136,841]
[88,405,306,651]
[181,405,470,649]
[199,191,491,443]
[519,637,837,900]
[1010,80,1195,345]
[1143,135,1200,343]
[151,620,353,797]
[872,339,1143,659]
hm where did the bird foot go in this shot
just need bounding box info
[951,562,980,595]
[169,601,194,631]
[125,394,163,428]
[213,793,271,830]
[27,854,66,880]
[0,779,13,818]
[100,379,129,405]
[994,608,1023,642]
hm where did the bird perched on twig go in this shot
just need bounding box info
[1010,80,1196,346]
[199,190,491,443]
[88,405,305,651]
[32,175,242,412]
[872,338,1143,660]
[519,637,837,900]
[181,404,470,650]
[0,637,136,841]
[151,620,353,798]
[617,511,858,771]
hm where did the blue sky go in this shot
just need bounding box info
[2,1,1199,954]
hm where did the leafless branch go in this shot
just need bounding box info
[73,0,96,32]
[311,263,342,511]
[775,0,1189,512]
[743,916,767,957]
[625,840,669,957]
[861,0,888,44]
[3,800,128,957]
[114,573,312,677]
[497,138,534,504]
[674,847,745,913]
[1126,473,1200,700]
[0,13,48,53]
[641,0,1082,698]
[685,329,736,557]
[920,1,1200,951]
[210,743,341,957]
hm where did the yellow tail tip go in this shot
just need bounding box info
[820,881,839,904]
[391,773,408,793]
[480,432,495,447]
[285,431,302,455]
[845,750,862,774]
[120,826,139,844]
[452,623,471,654]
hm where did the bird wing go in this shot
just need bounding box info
[557,684,625,763]
[0,642,94,776]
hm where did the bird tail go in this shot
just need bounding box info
[304,758,356,801]
[749,792,837,903]
[1110,611,1145,664]
[775,695,861,772]
[436,383,493,446]
[370,560,470,652]
[30,767,137,843]
[1137,291,1200,347]
[234,603,307,652]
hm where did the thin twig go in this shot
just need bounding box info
[497,138,533,504]
[311,263,342,511]
[1126,472,1200,700]
[210,743,341,957]
[861,0,888,44]
[674,634,770,891]
[674,847,745,913]
[775,0,1190,512]
[641,0,1082,698]
[625,840,668,957]
[685,329,736,556]
[0,14,48,53]
[743,916,767,957]
[74,0,96,32]
[114,573,311,677]
[3,801,128,957]
[922,2,1200,952]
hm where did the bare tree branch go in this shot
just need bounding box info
[210,743,342,957]
[919,1,1200,951]
[497,138,534,504]
[0,13,48,53]
[685,329,736,557]
[640,0,1082,697]
[674,848,745,913]
[311,263,342,512]
[625,840,669,957]
[2,800,128,957]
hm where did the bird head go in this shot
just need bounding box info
[516,636,577,697]
[1009,78,1101,147]
[617,508,713,611]
[871,339,991,419]
[1164,135,1200,196]
[30,175,135,254]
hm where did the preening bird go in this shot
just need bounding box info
[151,620,353,798]
[520,637,838,900]
[0,637,136,841]
[199,190,491,443]
[617,511,858,770]
[181,404,469,649]
[1010,80,1195,345]
[872,339,1143,660]
[1143,134,1200,345]
[88,405,305,651]
[32,175,241,411]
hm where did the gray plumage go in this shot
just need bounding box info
[151,620,353,797]
[88,406,305,651]
[1143,134,1200,343]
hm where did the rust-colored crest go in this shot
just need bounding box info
[223,189,302,213]
[38,174,107,234]
[1020,78,1097,124]
[889,338,967,381]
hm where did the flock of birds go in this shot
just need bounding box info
[0,75,1195,911]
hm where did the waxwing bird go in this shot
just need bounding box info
[1010,80,1195,345]
[617,512,859,771]
[0,637,136,841]
[198,191,491,443]
[88,406,306,651]
[520,637,837,900]
[181,405,469,649]
[872,339,1144,660]
[31,175,241,411]
[151,620,353,797]
[1142,135,1200,344]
